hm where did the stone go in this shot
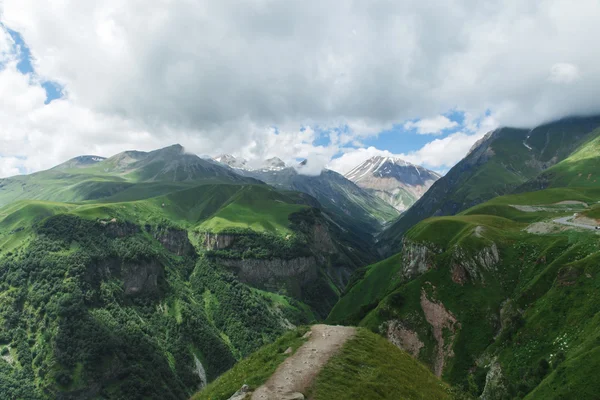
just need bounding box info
[227,384,251,400]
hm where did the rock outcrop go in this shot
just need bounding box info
[101,220,140,237]
[481,358,505,400]
[401,239,440,280]
[153,227,195,256]
[384,320,424,358]
[123,260,162,296]
[451,243,500,285]
[216,257,318,296]
[202,232,237,250]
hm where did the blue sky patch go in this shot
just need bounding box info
[4,25,64,104]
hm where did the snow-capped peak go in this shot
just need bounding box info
[213,154,287,171]
[214,154,248,169]
[345,156,425,182]
[344,156,440,212]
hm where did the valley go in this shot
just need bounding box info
[1,115,600,399]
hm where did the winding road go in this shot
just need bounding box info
[553,216,599,231]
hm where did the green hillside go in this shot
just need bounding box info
[0,147,378,398]
[331,186,600,399]
[519,126,600,191]
[380,116,600,255]
[0,145,254,208]
[234,168,400,235]
[193,328,457,400]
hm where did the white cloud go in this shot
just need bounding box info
[400,131,485,168]
[549,63,580,84]
[0,27,14,63]
[404,115,459,135]
[1,1,600,177]
[0,156,21,177]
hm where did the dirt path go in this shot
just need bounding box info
[251,324,355,400]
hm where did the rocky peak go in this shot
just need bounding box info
[263,157,286,170]
[52,155,107,170]
[215,154,248,169]
[344,156,441,212]
[214,154,288,171]
[346,156,440,184]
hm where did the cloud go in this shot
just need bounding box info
[0,156,21,177]
[2,1,600,177]
[328,112,499,174]
[400,131,485,168]
[549,63,580,84]
[0,27,14,63]
[404,115,459,135]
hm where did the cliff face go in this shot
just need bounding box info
[215,257,318,297]
[202,232,236,250]
[199,215,358,318]
[379,240,501,379]
[451,243,500,285]
[123,259,163,295]
[152,227,195,256]
[401,239,441,280]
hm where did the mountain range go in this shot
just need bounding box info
[2,115,600,399]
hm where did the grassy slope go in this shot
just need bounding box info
[0,183,308,241]
[311,329,456,400]
[380,116,600,254]
[520,127,600,191]
[0,192,317,398]
[327,253,403,325]
[330,186,600,398]
[192,327,309,400]
[194,327,457,400]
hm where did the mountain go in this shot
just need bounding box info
[329,119,600,399]
[212,155,400,235]
[214,154,248,169]
[52,155,107,170]
[345,156,441,212]
[0,145,257,207]
[0,145,383,399]
[329,183,600,399]
[379,115,600,254]
[214,154,287,171]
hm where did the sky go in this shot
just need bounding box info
[1,0,600,178]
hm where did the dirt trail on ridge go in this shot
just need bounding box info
[251,324,355,400]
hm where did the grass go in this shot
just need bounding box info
[253,289,317,324]
[192,327,309,400]
[198,200,304,234]
[0,183,308,242]
[310,329,456,400]
[583,204,600,220]
[333,175,600,396]
[327,253,403,325]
